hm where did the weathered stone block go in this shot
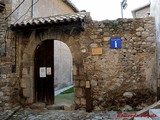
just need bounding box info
[64,104,75,111]
[97,29,102,32]
[46,105,64,110]
[121,105,133,111]
[91,80,97,86]
[75,88,83,97]
[0,92,3,97]
[142,31,149,37]
[80,80,86,87]
[74,80,79,87]
[23,88,30,97]
[123,92,133,98]
[146,36,155,42]
[90,43,98,48]
[136,32,141,37]
[1,96,10,102]
[136,27,144,32]
[81,98,86,106]
[103,37,110,41]
[75,98,81,105]
[22,68,28,75]
[90,35,97,39]
[74,76,85,80]
[30,103,46,109]
[95,39,102,43]
[20,79,27,88]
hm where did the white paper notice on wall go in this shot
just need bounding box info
[47,67,52,75]
[40,67,46,78]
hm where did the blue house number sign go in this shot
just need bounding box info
[110,38,122,49]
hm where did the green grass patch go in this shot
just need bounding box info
[60,87,74,94]
[55,93,74,105]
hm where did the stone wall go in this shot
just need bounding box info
[0,11,157,111]
[0,1,20,111]
[13,15,157,111]
[74,17,157,111]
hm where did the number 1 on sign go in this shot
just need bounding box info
[115,41,118,48]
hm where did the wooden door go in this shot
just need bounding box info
[34,40,54,104]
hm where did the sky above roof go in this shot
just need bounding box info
[70,0,150,20]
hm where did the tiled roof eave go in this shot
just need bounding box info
[11,12,87,29]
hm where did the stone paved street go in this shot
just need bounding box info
[0,107,134,120]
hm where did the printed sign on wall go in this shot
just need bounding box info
[47,67,52,75]
[40,67,46,78]
[92,48,102,55]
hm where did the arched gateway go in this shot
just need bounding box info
[11,12,93,111]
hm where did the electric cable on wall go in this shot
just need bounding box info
[13,0,39,24]
[5,0,25,20]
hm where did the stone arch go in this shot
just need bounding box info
[20,29,85,105]
[54,40,73,91]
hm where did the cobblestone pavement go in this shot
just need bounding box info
[0,107,135,120]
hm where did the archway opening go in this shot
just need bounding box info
[54,40,74,105]
[34,40,74,105]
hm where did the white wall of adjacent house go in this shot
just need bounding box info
[150,0,160,41]
[150,0,160,79]
[54,40,73,91]
[134,7,150,18]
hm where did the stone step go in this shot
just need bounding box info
[30,102,46,109]
[30,103,64,110]
[46,105,64,110]
[149,109,160,120]
[134,117,152,120]
[64,104,75,111]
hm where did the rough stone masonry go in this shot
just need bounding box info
[0,11,157,111]
[75,17,157,111]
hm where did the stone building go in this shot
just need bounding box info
[132,3,150,18]
[0,0,158,112]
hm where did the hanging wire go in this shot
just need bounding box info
[5,0,25,20]
[3,8,9,56]
[13,0,40,24]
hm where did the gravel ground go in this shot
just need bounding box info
[0,107,135,120]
